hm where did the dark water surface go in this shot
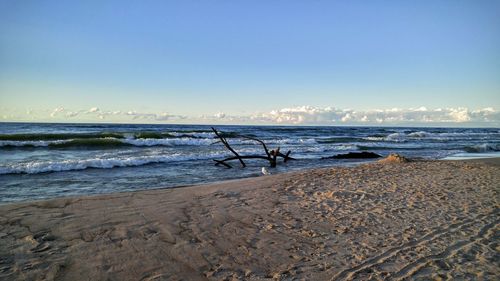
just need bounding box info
[0,123,498,203]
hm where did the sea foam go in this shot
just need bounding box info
[0,154,219,174]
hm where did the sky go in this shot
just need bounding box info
[1,0,499,126]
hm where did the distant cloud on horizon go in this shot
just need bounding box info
[26,107,187,122]
[2,106,499,126]
[247,106,500,125]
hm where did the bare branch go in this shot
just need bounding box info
[215,155,271,162]
[213,159,232,168]
[278,150,294,162]
[270,147,280,167]
[211,127,295,168]
[240,135,271,159]
[211,127,246,168]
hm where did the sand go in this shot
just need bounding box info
[0,158,499,280]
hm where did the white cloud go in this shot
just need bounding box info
[50,106,65,117]
[122,110,186,121]
[155,112,185,121]
[214,112,226,119]
[246,106,500,125]
[65,111,79,118]
[31,107,185,122]
[19,105,500,126]
[447,108,470,122]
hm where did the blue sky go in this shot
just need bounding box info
[1,1,499,125]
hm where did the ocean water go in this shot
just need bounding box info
[0,122,499,203]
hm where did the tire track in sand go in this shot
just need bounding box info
[391,215,498,280]
[331,208,499,281]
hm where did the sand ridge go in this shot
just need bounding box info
[0,159,499,280]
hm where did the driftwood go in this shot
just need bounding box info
[211,127,295,168]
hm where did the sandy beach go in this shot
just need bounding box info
[0,158,499,280]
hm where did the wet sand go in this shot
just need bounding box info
[1,158,499,280]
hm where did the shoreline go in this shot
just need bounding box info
[1,156,499,207]
[0,158,383,206]
[1,158,499,280]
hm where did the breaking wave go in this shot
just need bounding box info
[364,131,499,142]
[0,132,125,141]
[121,138,214,146]
[463,143,500,153]
[357,145,427,151]
[316,137,364,143]
[0,154,219,174]
[0,136,318,148]
[0,140,69,147]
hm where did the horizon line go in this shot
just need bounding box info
[0,120,498,129]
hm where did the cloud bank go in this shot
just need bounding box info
[48,107,187,121]
[205,106,500,126]
[256,106,499,124]
[4,105,499,126]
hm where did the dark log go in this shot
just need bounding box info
[213,159,232,168]
[282,150,292,162]
[215,155,272,163]
[270,147,280,167]
[216,154,294,164]
[211,127,295,168]
[211,127,246,167]
[267,151,296,161]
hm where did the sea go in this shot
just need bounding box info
[0,122,499,204]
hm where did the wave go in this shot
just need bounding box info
[171,132,214,138]
[0,131,213,141]
[358,142,500,153]
[122,138,214,146]
[333,144,358,151]
[133,131,216,139]
[272,138,317,145]
[0,140,69,147]
[463,143,500,153]
[0,138,132,148]
[357,145,426,151]
[385,132,415,142]
[0,153,222,174]
[0,144,323,174]
[365,131,499,142]
[316,137,364,143]
[0,136,318,148]
[407,131,430,138]
[0,132,125,141]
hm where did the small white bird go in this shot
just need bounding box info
[261,167,271,175]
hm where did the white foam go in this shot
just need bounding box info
[407,131,430,138]
[0,136,318,151]
[363,136,385,141]
[121,137,317,147]
[465,143,500,153]
[334,144,358,150]
[442,152,500,160]
[380,131,498,142]
[272,138,317,145]
[171,132,215,138]
[0,153,222,174]
[121,138,214,146]
[385,133,407,141]
[0,140,69,147]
